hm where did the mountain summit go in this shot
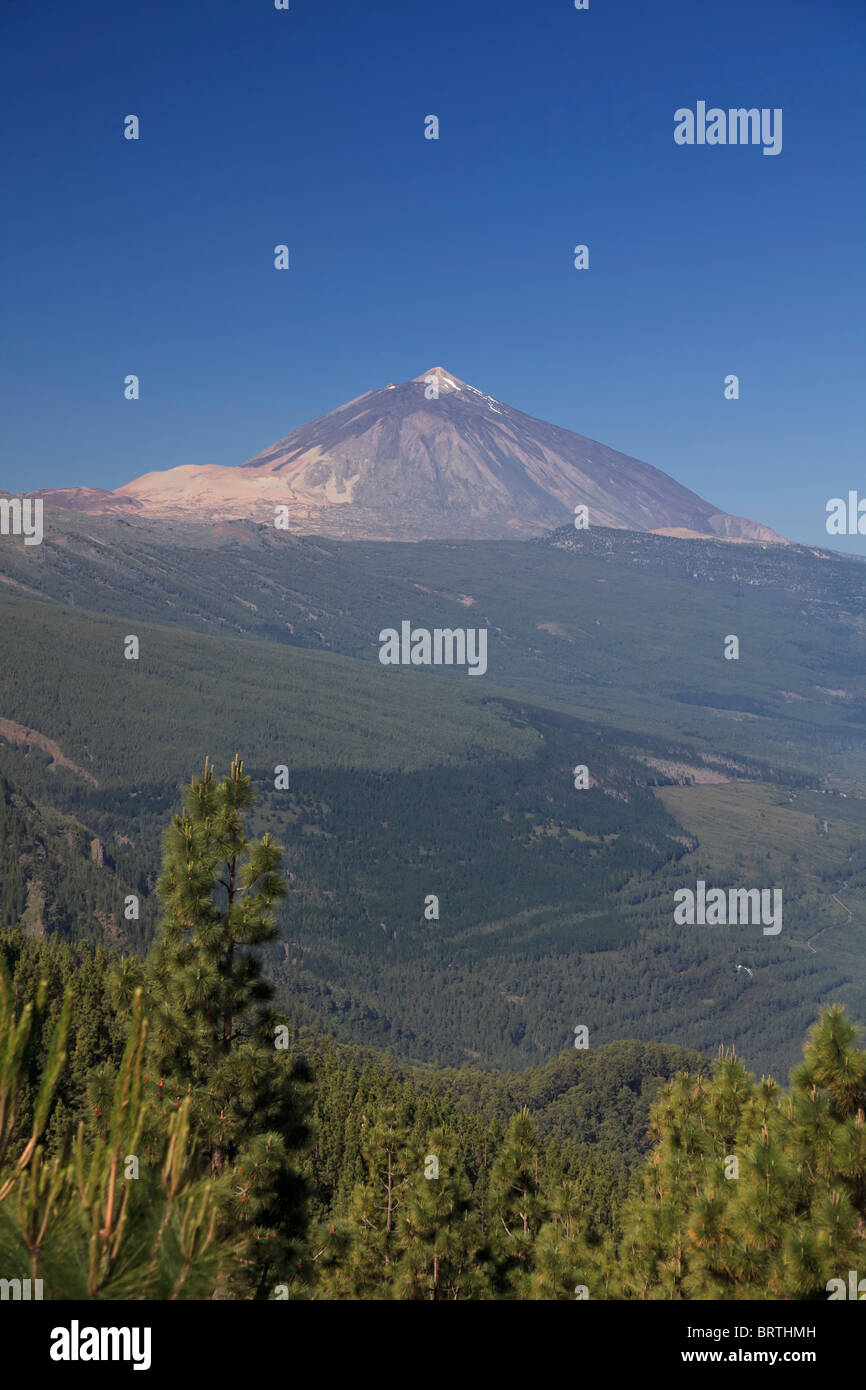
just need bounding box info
[35,369,784,543]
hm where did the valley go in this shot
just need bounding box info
[1,505,863,1080]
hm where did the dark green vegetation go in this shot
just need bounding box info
[0,772,154,949]
[0,760,310,1299]
[4,902,864,1298]
[0,773,697,1301]
[4,503,865,773]
[1,504,865,1077]
[0,929,699,1239]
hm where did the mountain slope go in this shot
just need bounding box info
[2,511,865,1074]
[0,772,153,948]
[34,367,784,543]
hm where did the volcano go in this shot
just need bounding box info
[34,367,784,543]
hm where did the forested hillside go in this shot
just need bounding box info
[0,774,154,949]
[2,761,862,1301]
[0,930,699,1224]
[2,510,865,1077]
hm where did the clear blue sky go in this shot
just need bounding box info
[1,0,864,549]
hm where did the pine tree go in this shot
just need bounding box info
[526,1176,587,1300]
[611,1008,866,1300]
[0,959,226,1299]
[142,755,308,1297]
[488,1107,548,1296]
[320,1099,415,1298]
[394,1127,490,1299]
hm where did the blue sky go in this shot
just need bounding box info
[1,0,864,549]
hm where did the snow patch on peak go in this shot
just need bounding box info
[408,368,506,412]
[413,366,472,394]
[461,381,503,411]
